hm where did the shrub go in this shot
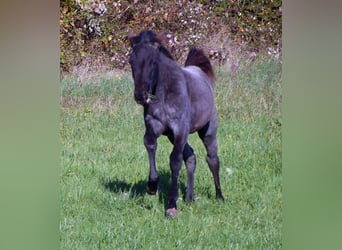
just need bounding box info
[60,0,282,73]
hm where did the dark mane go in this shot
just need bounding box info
[158,45,174,61]
[184,48,215,82]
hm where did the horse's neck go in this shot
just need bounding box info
[156,58,186,97]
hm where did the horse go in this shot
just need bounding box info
[128,30,224,217]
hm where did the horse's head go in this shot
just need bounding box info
[129,43,159,105]
[128,30,174,105]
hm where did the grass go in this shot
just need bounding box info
[60,56,282,249]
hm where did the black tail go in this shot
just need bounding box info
[184,48,215,83]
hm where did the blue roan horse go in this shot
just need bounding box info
[128,30,224,217]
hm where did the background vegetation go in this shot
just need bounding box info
[60,0,282,73]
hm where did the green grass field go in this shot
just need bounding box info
[60,57,282,249]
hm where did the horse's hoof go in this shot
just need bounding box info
[185,196,194,202]
[147,179,158,195]
[216,190,225,201]
[146,187,157,195]
[165,208,178,218]
[216,194,225,201]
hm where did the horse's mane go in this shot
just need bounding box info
[184,48,215,83]
[128,30,174,61]
[158,45,174,61]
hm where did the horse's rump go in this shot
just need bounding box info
[184,48,215,83]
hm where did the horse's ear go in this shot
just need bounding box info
[155,31,166,46]
[127,31,137,47]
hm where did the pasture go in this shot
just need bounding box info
[60,56,282,249]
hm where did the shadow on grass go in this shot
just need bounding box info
[102,170,186,207]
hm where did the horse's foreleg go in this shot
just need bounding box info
[144,133,159,195]
[183,144,196,202]
[166,135,187,217]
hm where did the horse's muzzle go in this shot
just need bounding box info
[134,91,149,105]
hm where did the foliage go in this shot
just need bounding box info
[60,0,282,73]
[60,57,282,248]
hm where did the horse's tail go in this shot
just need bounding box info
[184,48,215,83]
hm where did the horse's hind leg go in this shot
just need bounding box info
[183,143,196,202]
[198,123,224,200]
